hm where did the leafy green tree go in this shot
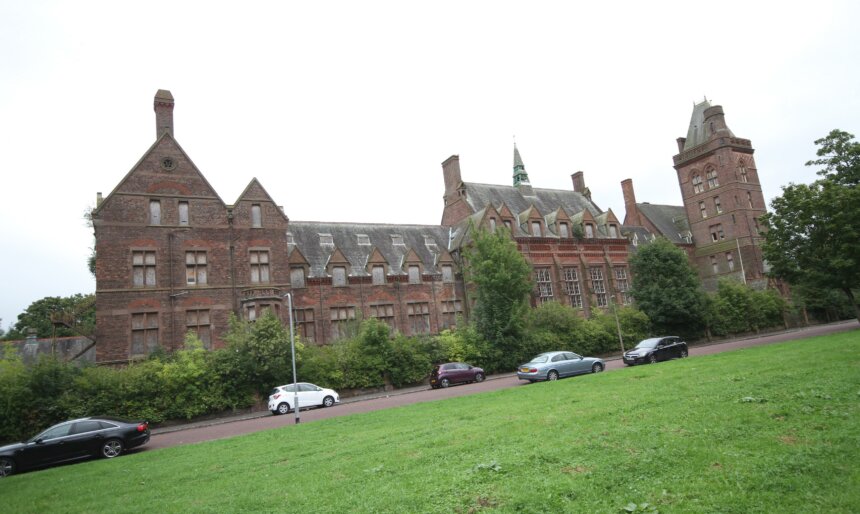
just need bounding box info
[463,226,534,370]
[629,237,707,338]
[761,129,860,321]
[589,305,651,353]
[4,294,95,340]
[219,311,296,398]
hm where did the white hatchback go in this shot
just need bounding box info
[268,382,340,415]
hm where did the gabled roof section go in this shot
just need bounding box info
[463,182,602,222]
[545,207,571,227]
[636,203,691,244]
[93,131,227,216]
[234,178,289,222]
[287,246,309,266]
[517,205,543,226]
[287,221,450,278]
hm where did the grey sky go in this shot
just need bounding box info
[1,1,858,331]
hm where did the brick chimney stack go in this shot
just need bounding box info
[154,89,174,138]
[621,178,641,226]
[571,171,585,193]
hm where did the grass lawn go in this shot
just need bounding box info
[2,331,858,513]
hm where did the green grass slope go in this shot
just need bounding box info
[2,331,858,513]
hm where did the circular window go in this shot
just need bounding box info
[161,157,177,171]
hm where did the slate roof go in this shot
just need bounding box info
[635,203,692,244]
[684,99,735,151]
[287,221,452,278]
[463,182,601,218]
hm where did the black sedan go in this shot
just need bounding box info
[623,336,688,365]
[0,417,150,477]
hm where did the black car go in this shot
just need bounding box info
[430,362,486,388]
[0,417,150,477]
[623,336,688,365]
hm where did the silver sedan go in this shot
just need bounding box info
[517,351,605,382]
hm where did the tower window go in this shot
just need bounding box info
[714,196,722,214]
[700,201,707,219]
[692,174,704,194]
[706,168,719,189]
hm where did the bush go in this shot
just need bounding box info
[387,335,433,388]
[298,342,345,390]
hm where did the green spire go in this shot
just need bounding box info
[513,144,530,186]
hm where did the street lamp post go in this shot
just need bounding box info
[283,293,300,424]
[610,296,625,354]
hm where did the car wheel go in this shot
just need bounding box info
[277,402,290,415]
[0,457,15,478]
[101,439,123,459]
[474,373,485,383]
[680,348,689,358]
[440,378,451,388]
[547,370,559,381]
[592,363,604,373]
[648,354,657,364]
[322,396,335,408]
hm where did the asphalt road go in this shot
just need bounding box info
[147,320,859,451]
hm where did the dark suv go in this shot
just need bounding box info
[430,362,485,388]
[623,336,689,365]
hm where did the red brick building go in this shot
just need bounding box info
[92,90,637,362]
[622,100,770,290]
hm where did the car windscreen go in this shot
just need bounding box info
[634,339,659,349]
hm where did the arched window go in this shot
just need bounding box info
[692,173,704,194]
[706,168,719,189]
[738,160,748,183]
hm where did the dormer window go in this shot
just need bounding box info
[357,234,370,245]
[531,221,541,237]
[423,235,437,249]
[391,234,404,246]
[559,222,569,238]
[251,204,262,228]
[503,220,512,230]
[408,265,421,284]
[286,232,295,246]
[372,265,385,285]
[290,267,306,288]
[584,224,594,238]
[608,224,618,238]
[332,266,347,286]
[319,234,334,246]
[489,218,497,232]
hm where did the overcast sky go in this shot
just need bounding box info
[1,1,858,332]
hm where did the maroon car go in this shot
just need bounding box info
[430,362,485,389]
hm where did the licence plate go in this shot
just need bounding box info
[519,367,530,373]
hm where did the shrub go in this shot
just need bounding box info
[387,335,433,388]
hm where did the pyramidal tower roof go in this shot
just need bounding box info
[683,98,735,150]
[512,144,530,186]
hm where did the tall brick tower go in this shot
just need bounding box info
[672,100,768,289]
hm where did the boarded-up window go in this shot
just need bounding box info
[178,201,189,225]
[132,250,156,287]
[369,304,395,331]
[441,264,454,283]
[585,224,594,238]
[251,204,262,227]
[290,267,305,288]
[330,306,356,340]
[372,265,385,285]
[332,266,347,286]
[131,312,159,356]
[407,302,430,335]
[186,309,211,349]
[531,221,541,237]
[250,250,270,283]
[608,225,618,238]
[408,265,421,284]
[149,200,161,225]
[294,308,315,342]
[186,251,207,285]
[440,300,463,329]
[559,223,569,238]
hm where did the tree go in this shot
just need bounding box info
[629,237,707,338]
[218,311,295,398]
[4,294,95,341]
[761,130,860,320]
[463,226,533,371]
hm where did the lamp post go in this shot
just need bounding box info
[283,293,300,424]
[610,296,625,354]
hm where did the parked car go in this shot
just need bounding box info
[517,351,605,382]
[430,362,486,389]
[268,382,340,415]
[623,336,688,365]
[0,417,150,478]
